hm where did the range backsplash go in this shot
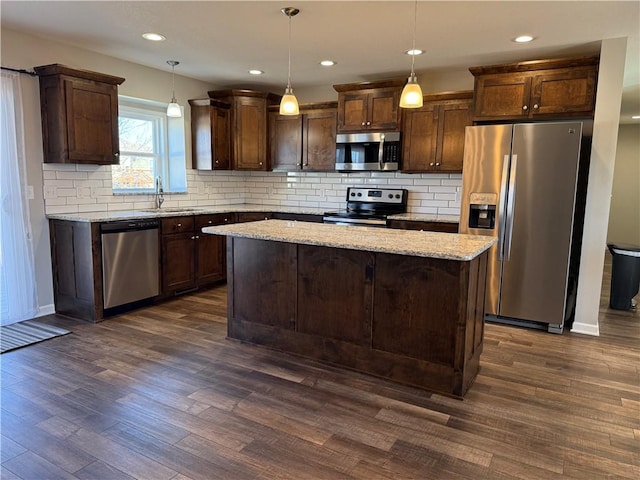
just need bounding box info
[42,164,462,218]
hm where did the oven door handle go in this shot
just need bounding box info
[378,133,385,170]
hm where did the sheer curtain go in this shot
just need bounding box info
[0,71,38,325]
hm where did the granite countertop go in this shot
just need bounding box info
[203,219,493,261]
[45,204,328,223]
[46,204,461,224]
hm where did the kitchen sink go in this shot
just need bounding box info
[140,207,205,213]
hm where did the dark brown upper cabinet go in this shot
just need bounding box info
[470,56,599,121]
[189,98,231,170]
[333,79,405,133]
[269,102,337,172]
[34,64,125,165]
[207,89,281,171]
[402,91,473,173]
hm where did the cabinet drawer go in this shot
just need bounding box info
[195,213,236,229]
[161,216,194,234]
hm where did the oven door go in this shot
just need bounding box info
[322,214,388,227]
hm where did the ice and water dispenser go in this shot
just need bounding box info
[467,193,497,230]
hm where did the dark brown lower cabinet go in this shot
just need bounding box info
[226,237,488,397]
[387,219,459,233]
[49,219,103,322]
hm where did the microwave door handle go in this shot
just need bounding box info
[378,133,385,170]
[497,154,510,261]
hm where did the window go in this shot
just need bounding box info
[112,96,186,193]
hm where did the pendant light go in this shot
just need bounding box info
[399,0,423,109]
[166,60,182,118]
[279,7,300,115]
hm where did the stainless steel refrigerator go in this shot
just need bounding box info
[459,121,591,333]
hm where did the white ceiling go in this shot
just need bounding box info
[2,1,639,121]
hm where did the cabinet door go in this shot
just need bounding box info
[530,67,597,117]
[233,96,268,170]
[65,79,119,164]
[368,88,401,130]
[162,232,196,293]
[195,214,231,285]
[338,93,368,131]
[473,74,532,119]
[212,107,231,169]
[302,110,337,171]
[297,245,374,346]
[270,113,303,171]
[436,100,473,172]
[402,102,438,172]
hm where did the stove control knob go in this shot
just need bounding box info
[350,192,356,197]
[395,194,401,199]
[357,192,362,197]
[388,194,393,199]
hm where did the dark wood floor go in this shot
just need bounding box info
[2,256,638,479]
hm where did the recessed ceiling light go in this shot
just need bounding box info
[320,60,336,67]
[142,32,166,42]
[632,115,640,119]
[248,69,264,75]
[513,35,535,43]
[405,49,424,56]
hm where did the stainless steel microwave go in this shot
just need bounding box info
[335,132,400,171]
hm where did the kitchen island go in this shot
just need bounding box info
[203,220,495,398]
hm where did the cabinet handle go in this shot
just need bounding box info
[533,104,539,109]
[522,105,528,111]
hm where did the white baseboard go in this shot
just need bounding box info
[570,322,600,336]
[36,304,56,317]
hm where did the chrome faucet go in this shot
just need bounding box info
[154,176,164,209]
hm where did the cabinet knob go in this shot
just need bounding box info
[177,223,182,227]
[191,236,195,240]
[195,235,200,239]
[215,160,219,164]
[208,220,212,224]
[435,162,440,166]
[224,218,228,222]
[429,162,435,166]
[259,162,263,166]
[366,121,371,126]
[522,105,528,111]
[297,163,302,167]
[361,122,366,126]
[533,104,539,109]
[114,152,119,157]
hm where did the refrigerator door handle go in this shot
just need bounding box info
[497,154,511,261]
[505,154,518,260]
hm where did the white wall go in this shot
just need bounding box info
[573,38,628,336]
[607,124,640,245]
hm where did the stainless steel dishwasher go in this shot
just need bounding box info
[101,219,160,311]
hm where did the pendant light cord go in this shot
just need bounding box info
[410,0,418,76]
[171,64,176,100]
[287,13,292,89]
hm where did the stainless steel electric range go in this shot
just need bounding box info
[322,187,408,227]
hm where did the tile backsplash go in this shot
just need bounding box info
[42,164,462,217]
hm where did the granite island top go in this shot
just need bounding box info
[203,219,494,261]
[45,204,460,224]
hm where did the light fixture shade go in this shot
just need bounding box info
[279,87,299,115]
[166,100,182,118]
[399,75,423,109]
